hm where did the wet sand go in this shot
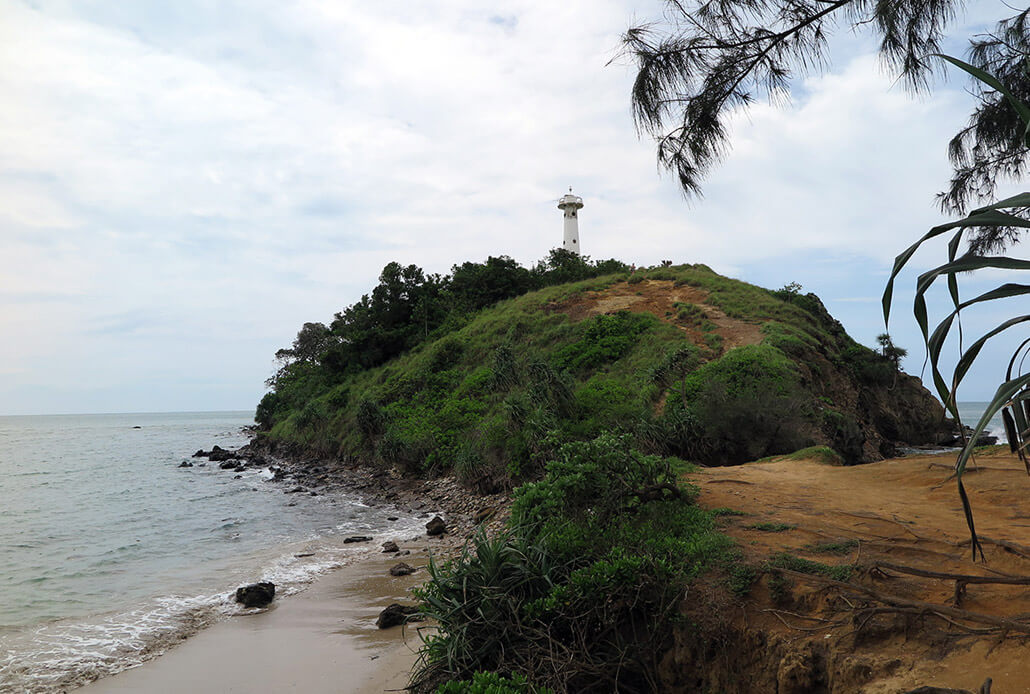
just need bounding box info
[79,548,429,694]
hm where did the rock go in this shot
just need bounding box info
[209,446,236,462]
[390,562,415,576]
[294,552,315,558]
[219,461,238,470]
[387,516,399,521]
[284,486,305,494]
[343,536,373,544]
[234,581,275,608]
[425,516,447,536]
[382,541,399,553]
[193,449,207,458]
[975,432,998,447]
[309,491,318,496]
[472,506,496,524]
[132,425,142,429]
[233,474,242,479]
[375,603,421,629]
[178,461,193,468]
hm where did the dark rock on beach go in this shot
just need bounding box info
[235,581,276,608]
[376,603,421,629]
[389,562,415,576]
[426,516,447,536]
[382,541,399,553]
[343,535,373,544]
[178,461,193,468]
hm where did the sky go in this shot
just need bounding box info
[0,0,1026,415]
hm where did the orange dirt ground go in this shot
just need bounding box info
[691,447,1030,692]
[551,279,764,350]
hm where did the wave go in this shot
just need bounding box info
[0,517,426,694]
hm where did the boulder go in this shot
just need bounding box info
[382,541,399,553]
[192,449,207,458]
[425,516,447,536]
[209,446,236,462]
[343,535,373,544]
[390,562,416,576]
[178,461,193,468]
[219,461,238,470]
[235,581,275,608]
[376,603,421,629]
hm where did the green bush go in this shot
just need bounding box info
[436,672,550,694]
[679,345,812,463]
[551,311,655,372]
[413,434,732,693]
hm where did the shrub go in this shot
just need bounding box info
[436,672,551,694]
[551,311,654,372]
[681,345,812,463]
[255,392,281,430]
[356,398,386,440]
[413,434,732,693]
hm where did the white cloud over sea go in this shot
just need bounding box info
[0,0,1020,414]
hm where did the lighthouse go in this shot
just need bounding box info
[557,187,584,255]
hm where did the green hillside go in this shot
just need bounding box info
[255,258,948,485]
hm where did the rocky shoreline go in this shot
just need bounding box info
[188,436,512,556]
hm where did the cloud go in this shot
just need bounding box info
[0,0,1017,412]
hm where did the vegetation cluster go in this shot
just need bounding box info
[411,434,733,693]
[256,253,938,484]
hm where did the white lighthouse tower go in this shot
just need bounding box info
[557,187,584,255]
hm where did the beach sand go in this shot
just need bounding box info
[79,547,431,694]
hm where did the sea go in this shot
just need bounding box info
[956,401,1009,444]
[0,411,429,693]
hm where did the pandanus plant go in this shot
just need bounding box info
[884,56,1030,560]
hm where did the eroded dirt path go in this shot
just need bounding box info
[691,448,1030,693]
[552,279,764,351]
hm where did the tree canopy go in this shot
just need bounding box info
[623,1,1029,249]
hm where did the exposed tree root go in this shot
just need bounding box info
[769,567,1030,635]
[870,561,1030,607]
[960,536,1030,560]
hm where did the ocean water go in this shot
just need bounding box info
[0,412,427,692]
[956,401,1008,444]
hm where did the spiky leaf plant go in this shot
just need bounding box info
[884,55,1030,560]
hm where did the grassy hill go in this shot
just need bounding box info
[255,261,948,486]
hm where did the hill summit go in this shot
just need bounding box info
[255,258,950,486]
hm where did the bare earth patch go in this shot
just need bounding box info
[691,447,1030,693]
[552,279,764,351]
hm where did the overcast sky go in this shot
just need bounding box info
[0,0,1025,416]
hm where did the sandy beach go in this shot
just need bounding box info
[78,546,433,694]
